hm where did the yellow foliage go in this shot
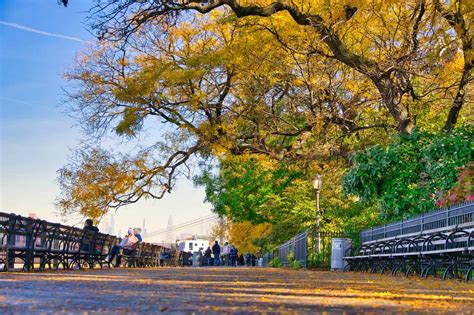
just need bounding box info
[228,221,272,253]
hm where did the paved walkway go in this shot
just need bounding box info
[0,267,473,314]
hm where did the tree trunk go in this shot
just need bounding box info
[373,79,414,135]
[444,40,473,132]
[434,0,473,132]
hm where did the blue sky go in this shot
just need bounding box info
[0,0,214,241]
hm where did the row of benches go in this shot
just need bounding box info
[343,201,474,282]
[0,212,171,271]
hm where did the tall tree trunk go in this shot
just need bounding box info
[443,39,473,132]
[434,0,473,132]
[374,80,414,134]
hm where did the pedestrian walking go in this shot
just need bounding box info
[238,253,245,266]
[245,252,252,266]
[212,241,221,266]
[204,246,212,266]
[229,245,238,266]
[221,242,230,266]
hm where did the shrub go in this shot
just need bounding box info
[291,260,303,269]
[269,257,281,268]
[287,250,295,265]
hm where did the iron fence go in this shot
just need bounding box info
[261,230,359,269]
[279,230,308,267]
[261,252,273,266]
[361,201,474,243]
[261,202,474,270]
[307,231,359,269]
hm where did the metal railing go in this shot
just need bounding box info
[261,252,273,266]
[279,230,308,267]
[361,201,474,243]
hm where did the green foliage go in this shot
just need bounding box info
[287,250,295,265]
[290,260,303,269]
[268,257,281,268]
[196,153,384,250]
[194,155,321,248]
[285,250,303,269]
[194,156,304,224]
[307,252,325,268]
[343,126,473,220]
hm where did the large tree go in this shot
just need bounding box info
[77,0,472,133]
[57,0,472,219]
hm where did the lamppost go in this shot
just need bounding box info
[312,174,322,253]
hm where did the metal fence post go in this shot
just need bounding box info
[446,207,450,227]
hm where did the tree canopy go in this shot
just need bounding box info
[57,1,472,246]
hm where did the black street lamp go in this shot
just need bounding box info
[312,174,322,253]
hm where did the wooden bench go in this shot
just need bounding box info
[0,212,166,272]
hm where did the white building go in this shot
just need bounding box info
[177,238,210,253]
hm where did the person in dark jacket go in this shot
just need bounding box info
[245,252,252,266]
[80,219,99,252]
[84,219,99,232]
[229,245,238,266]
[204,246,212,266]
[212,241,220,266]
[238,253,245,266]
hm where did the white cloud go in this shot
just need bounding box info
[0,20,83,42]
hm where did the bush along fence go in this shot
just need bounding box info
[279,231,308,268]
[344,201,474,282]
[0,212,184,272]
[262,230,359,270]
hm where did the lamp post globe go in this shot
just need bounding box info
[312,174,322,191]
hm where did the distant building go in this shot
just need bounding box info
[177,236,210,253]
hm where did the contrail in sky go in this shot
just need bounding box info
[0,96,37,106]
[0,20,84,42]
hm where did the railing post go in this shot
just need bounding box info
[446,207,450,227]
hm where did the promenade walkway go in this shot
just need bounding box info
[0,267,473,314]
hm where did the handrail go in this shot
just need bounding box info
[360,201,474,243]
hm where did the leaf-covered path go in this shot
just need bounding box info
[0,267,473,314]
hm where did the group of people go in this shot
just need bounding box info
[82,219,143,267]
[202,241,258,267]
[105,227,143,266]
[82,220,258,268]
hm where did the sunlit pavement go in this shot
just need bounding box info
[0,267,473,314]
